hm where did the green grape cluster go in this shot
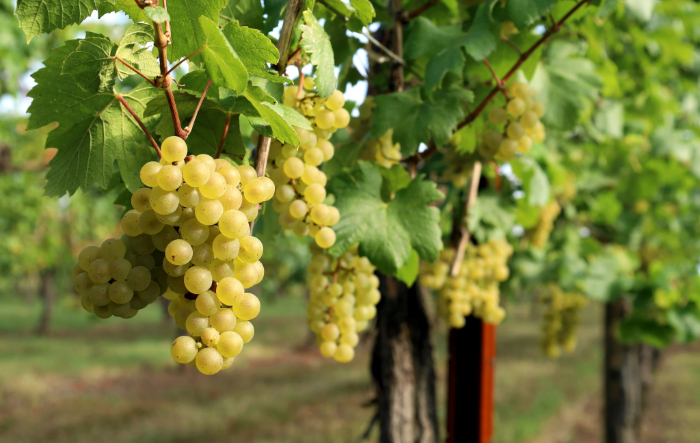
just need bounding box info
[266,78,349,248]
[443,149,477,188]
[540,285,588,358]
[526,201,561,248]
[479,81,546,161]
[306,243,380,363]
[73,236,164,319]
[419,240,513,328]
[360,128,402,169]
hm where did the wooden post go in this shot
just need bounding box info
[447,316,496,443]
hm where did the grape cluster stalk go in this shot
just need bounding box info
[420,240,513,328]
[74,137,274,375]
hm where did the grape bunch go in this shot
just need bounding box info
[442,149,477,188]
[480,81,546,162]
[73,236,164,319]
[526,200,561,248]
[360,128,402,169]
[419,239,513,328]
[540,285,588,358]
[306,243,380,363]
[267,78,349,247]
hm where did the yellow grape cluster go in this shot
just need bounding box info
[306,243,380,363]
[267,78,348,248]
[419,240,513,328]
[123,136,270,375]
[527,200,561,248]
[480,81,546,161]
[361,128,402,169]
[73,236,164,319]
[540,285,588,358]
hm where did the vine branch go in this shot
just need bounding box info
[183,79,212,138]
[116,93,162,158]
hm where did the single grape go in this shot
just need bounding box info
[275,184,296,203]
[186,311,210,336]
[233,262,258,288]
[88,259,111,284]
[149,187,180,215]
[217,331,244,358]
[196,291,221,316]
[157,165,183,191]
[152,225,180,252]
[184,266,213,294]
[252,261,264,285]
[210,307,237,332]
[110,302,132,318]
[321,323,340,341]
[109,280,134,304]
[231,293,260,321]
[200,172,227,199]
[497,138,518,161]
[127,266,151,291]
[317,140,334,161]
[140,162,162,187]
[220,165,241,186]
[506,98,526,117]
[333,344,355,362]
[166,239,193,266]
[196,154,217,173]
[303,76,315,90]
[304,184,326,205]
[192,243,215,267]
[138,210,163,235]
[131,188,152,213]
[315,109,335,129]
[216,277,245,306]
[325,90,345,111]
[171,336,198,363]
[488,107,508,125]
[213,234,241,261]
[531,101,545,118]
[195,198,224,225]
[340,332,360,347]
[293,221,310,238]
[219,185,243,211]
[210,259,235,282]
[243,177,275,204]
[177,184,201,208]
[238,236,263,263]
[288,200,308,220]
[89,283,111,306]
[517,136,532,154]
[201,327,221,348]
[183,159,211,187]
[506,122,525,140]
[196,347,224,375]
[181,219,210,246]
[233,320,254,343]
[161,136,188,162]
[156,205,182,226]
[137,281,161,304]
[238,165,257,186]
[121,210,143,237]
[333,108,350,128]
[132,234,156,256]
[320,341,337,358]
[283,157,304,179]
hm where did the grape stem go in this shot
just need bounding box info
[215,114,232,159]
[183,79,213,138]
[483,59,509,100]
[114,56,157,86]
[500,37,522,56]
[115,93,162,158]
[163,48,203,78]
[449,161,482,277]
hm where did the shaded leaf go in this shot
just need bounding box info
[198,16,249,94]
[300,11,337,97]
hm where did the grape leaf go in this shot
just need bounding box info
[119,23,154,47]
[243,90,301,146]
[262,0,286,33]
[369,86,474,155]
[510,156,551,206]
[328,161,444,275]
[62,35,119,92]
[396,249,420,287]
[349,0,375,25]
[222,21,289,84]
[424,46,465,92]
[321,0,357,17]
[220,0,264,29]
[179,70,221,99]
[462,2,498,61]
[300,11,337,98]
[27,40,159,196]
[15,0,107,42]
[198,16,248,94]
[98,0,148,22]
[168,0,228,64]
[404,17,462,61]
[144,6,169,23]
[498,0,559,29]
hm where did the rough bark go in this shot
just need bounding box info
[35,269,56,335]
[371,275,439,443]
[604,298,660,443]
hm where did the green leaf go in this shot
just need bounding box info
[222,21,289,84]
[501,0,558,29]
[462,2,498,61]
[264,102,313,131]
[666,307,700,344]
[179,70,220,99]
[143,6,170,23]
[377,163,411,198]
[369,87,473,155]
[510,157,551,207]
[243,90,301,146]
[221,0,264,29]
[198,16,249,94]
[323,142,364,180]
[328,161,444,275]
[263,0,287,33]
[619,314,675,348]
[116,24,160,81]
[28,39,159,196]
[404,17,462,61]
[62,35,119,92]
[424,46,466,92]
[120,23,155,47]
[349,0,375,25]
[98,0,147,22]
[168,0,228,64]
[322,0,356,17]
[396,249,420,287]
[15,0,106,42]
[467,193,515,243]
[300,11,337,98]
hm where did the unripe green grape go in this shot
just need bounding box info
[186,311,210,336]
[483,130,503,152]
[131,188,152,213]
[320,341,337,358]
[506,98,526,117]
[92,303,112,319]
[109,302,132,318]
[325,90,345,111]
[195,198,224,225]
[334,344,355,362]
[184,266,213,294]
[161,136,188,162]
[304,184,326,205]
[126,266,151,291]
[239,199,259,222]
[88,259,111,284]
[72,262,83,279]
[106,280,132,304]
[231,292,260,320]
[137,281,161,304]
[195,291,220,316]
[210,259,234,282]
[201,327,220,347]
[80,294,94,313]
[217,331,244,358]
[179,219,208,247]
[150,187,180,215]
[210,307,237,332]
[506,122,525,140]
[517,135,532,154]
[233,262,258,288]
[183,159,211,187]
[166,239,193,266]
[140,161,162,187]
[219,165,241,187]
[192,243,215,267]
[171,336,198,363]
[238,165,257,186]
[196,347,223,375]
[283,157,304,179]
[157,165,183,191]
[137,209,163,235]
[132,234,155,256]
[156,205,182,226]
[212,234,240,261]
[497,138,518,161]
[275,184,296,203]
[109,258,132,282]
[177,184,200,208]
[303,147,324,167]
[531,101,545,118]
[98,238,124,263]
[488,107,508,125]
[174,305,194,329]
[278,212,296,229]
[136,254,155,270]
[121,210,143,236]
[520,110,539,129]
[78,245,102,272]
[200,172,226,199]
[89,283,110,306]
[219,185,243,211]
[293,221,310,238]
[315,108,335,129]
[333,108,350,128]
[233,320,254,343]
[238,236,263,264]
[152,225,180,252]
[303,76,315,90]
[340,332,359,347]
[167,297,181,317]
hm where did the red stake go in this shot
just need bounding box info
[480,323,496,443]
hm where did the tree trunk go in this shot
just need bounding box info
[35,270,56,335]
[371,275,439,443]
[604,298,662,443]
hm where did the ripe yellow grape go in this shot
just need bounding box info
[283,157,304,179]
[139,209,164,235]
[303,147,324,167]
[231,292,260,320]
[506,98,526,117]
[238,236,263,263]
[161,136,188,162]
[157,165,183,191]
[121,210,143,236]
[233,262,258,288]
[517,136,532,153]
[150,187,180,215]
[131,188,152,213]
[219,185,243,211]
[220,165,241,186]
[217,331,244,358]
[506,122,525,140]
[196,154,217,173]
[309,204,331,226]
[303,76,315,90]
[140,161,162,187]
[195,198,224,225]
[315,109,335,129]
[171,336,198,363]
[210,259,234,282]
[301,132,318,150]
[289,200,308,219]
[200,172,227,199]
[178,184,201,208]
[531,101,545,118]
[213,234,240,261]
[315,227,336,249]
[210,307,237,332]
[316,140,334,161]
[166,239,193,266]
[509,82,530,100]
[196,347,223,375]
[184,266,213,294]
[243,177,275,204]
[233,320,254,343]
[238,199,259,222]
[238,165,258,186]
[333,108,350,128]
[304,184,326,205]
[183,159,211,187]
[334,344,355,362]
[217,209,249,239]
[186,311,210,336]
[325,90,345,111]
[520,110,539,129]
[320,341,337,357]
[201,327,220,347]
[216,277,244,305]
